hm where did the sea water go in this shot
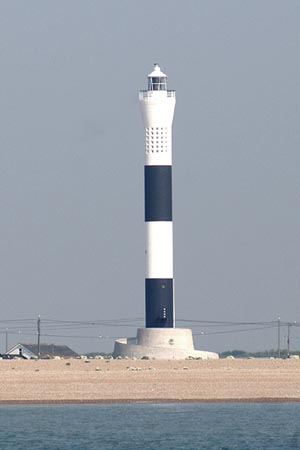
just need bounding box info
[0,402,299,450]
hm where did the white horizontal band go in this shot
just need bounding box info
[146,222,173,278]
[145,152,172,165]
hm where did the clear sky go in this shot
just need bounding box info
[1,1,299,355]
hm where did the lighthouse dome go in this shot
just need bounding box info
[148,63,167,91]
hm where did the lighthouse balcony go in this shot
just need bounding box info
[139,90,175,100]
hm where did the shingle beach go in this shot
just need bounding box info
[1,358,300,404]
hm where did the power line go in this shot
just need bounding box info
[4,331,118,340]
[194,324,277,336]
[1,316,299,352]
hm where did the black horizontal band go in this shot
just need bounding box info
[145,278,174,328]
[144,165,172,222]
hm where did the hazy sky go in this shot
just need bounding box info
[1,1,299,354]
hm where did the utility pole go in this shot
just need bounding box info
[5,328,8,353]
[277,317,281,358]
[287,323,291,358]
[287,322,296,358]
[37,315,41,359]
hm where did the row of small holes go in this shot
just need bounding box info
[146,127,170,153]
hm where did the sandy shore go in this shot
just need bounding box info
[1,358,300,404]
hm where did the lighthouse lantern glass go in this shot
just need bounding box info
[148,76,167,91]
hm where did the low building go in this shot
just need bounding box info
[6,343,78,359]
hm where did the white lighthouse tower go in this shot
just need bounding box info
[141,64,175,329]
[113,65,218,360]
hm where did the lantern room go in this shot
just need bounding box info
[148,64,167,91]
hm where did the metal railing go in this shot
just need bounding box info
[139,90,175,100]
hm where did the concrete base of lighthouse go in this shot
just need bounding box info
[113,328,219,360]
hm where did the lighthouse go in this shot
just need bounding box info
[139,64,176,328]
[113,65,218,360]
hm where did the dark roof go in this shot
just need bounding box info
[18,343,78,358]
